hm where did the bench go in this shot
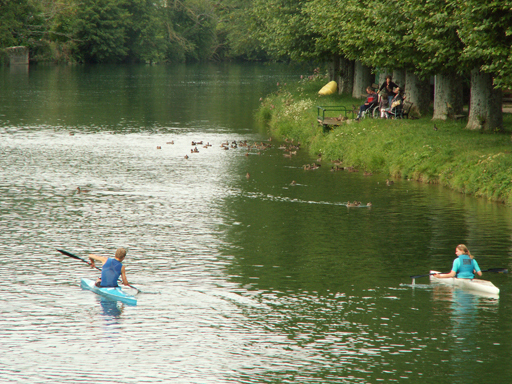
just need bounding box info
[317,106,354,132]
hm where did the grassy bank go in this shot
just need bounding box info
[256,74,512,204]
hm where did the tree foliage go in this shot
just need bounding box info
[2,0,512,94]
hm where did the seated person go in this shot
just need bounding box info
[384,87,403,118]
[356,86,378,119]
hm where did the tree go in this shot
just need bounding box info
[0,0,44,48]
[124,0,166,63]
[456,0,511,130]
[73,0,130,63]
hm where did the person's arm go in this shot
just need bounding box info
[89,254,108,269]
[436,270,456,278]
[473,260,482,277]
[120,266,129,286]
[436,259,458,278]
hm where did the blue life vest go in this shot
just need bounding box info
[100,258,122,287]
[456,254,475,279]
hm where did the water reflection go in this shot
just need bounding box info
[431,285,499,380]
[99,297,124,318]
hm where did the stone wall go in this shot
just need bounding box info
[6,46,29,65]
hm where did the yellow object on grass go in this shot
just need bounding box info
[318,81,337,95]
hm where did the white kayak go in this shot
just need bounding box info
[429,270,499,295]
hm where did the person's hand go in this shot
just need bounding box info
[89,258,95,268]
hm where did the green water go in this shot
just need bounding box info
[0,63,511,383]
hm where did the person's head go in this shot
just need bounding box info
[115,247,127,261]
[366,86,374,93]
[386,75,392,83]
[456,244,472,258]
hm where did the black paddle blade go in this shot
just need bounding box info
[56,249,83,260]
[482,268,508,274]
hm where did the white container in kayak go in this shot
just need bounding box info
[429,270,499,295]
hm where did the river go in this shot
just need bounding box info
[1,63,511,383]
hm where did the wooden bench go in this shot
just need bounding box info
[317,106,354,132]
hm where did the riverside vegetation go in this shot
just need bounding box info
[256,73,512,204]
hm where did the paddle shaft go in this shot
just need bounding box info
[56,249,141,293]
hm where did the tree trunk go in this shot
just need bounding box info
[466,68,503,131]
[339,58,354,95]
[432,73,463,120]
[352,61,373,99]
[392,69,406,89]
[377,68,389,87]
[404,71,430,115]
[329,54,340,82]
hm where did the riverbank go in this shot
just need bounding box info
[256,75,512,204]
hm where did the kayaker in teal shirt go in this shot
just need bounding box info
[89,248,130,287]
[435,244,482,279]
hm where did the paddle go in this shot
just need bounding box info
[56,249,141,293]
[410,268,508,280]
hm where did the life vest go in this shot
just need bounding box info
[100,258,122,287]
[456,254,475,279]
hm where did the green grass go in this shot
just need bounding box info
[256,76,512,204]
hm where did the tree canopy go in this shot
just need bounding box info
[1,0,512,94]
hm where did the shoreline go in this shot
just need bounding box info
[256,77,512,205]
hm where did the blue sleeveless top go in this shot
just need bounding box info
[100,258,122,287]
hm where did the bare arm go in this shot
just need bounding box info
[120,266,129,286]
[436,270,456,278]
[88,253,108,269]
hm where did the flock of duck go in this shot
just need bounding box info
[76,138,389,208]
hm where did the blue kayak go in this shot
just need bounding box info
[80,278,137,306]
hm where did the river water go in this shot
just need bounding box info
[1,63,511,383]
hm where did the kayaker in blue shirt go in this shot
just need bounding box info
[89,248,129,287]
[435,244,482,279]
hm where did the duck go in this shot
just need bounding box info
[346,202,356,207]
[157,146,161,149]
[76,187,90,193]
[290,180,296,186]
[386,179,394,186]
[246,173,250,179]
[184,155,189,159]
[166,141,174,144]
[364,171,373,176]
[367,202,372,207]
